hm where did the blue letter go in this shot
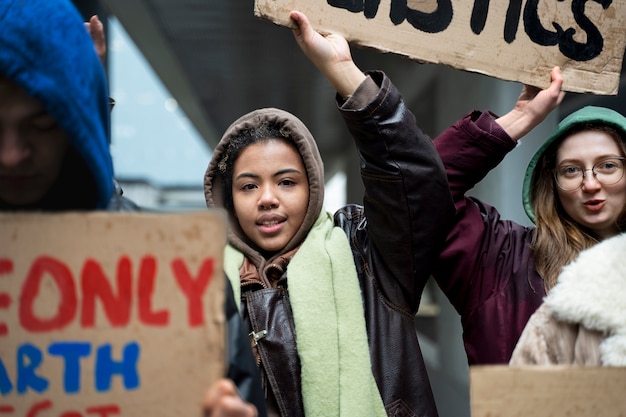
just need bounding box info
[95,342,140,391]
[0,356,13,395]
[17,344,48,394]
[48,342,91,394]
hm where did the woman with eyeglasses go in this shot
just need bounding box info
[508,105,626,366]
[432,70,626,365]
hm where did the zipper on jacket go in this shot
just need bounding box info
[249,329,267,367]
[249,329,267,346]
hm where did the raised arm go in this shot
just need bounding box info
[432,69,564,364]
[290,10,365,99]
[291,10,454,309]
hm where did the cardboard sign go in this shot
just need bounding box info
[470,365,626,416]
[0,212,227,416]
[255,0,626,95]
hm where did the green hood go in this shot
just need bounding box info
[522,106,626,223]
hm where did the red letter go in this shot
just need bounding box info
[0,405,14,414]
[0,260,11,275]
[138,256,168,326]
[81,257,132,327]
[86,405,121,417]
[26,400,52,417]
[171,258,214,327]
[0,259,13,336]
[20,257,76,332]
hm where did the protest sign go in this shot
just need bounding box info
[0,212,227,416]
[470,365,626,416]
[255,0,626,95]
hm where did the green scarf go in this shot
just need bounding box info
[225,211,386,417]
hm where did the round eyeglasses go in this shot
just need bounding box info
[554,157,626,191]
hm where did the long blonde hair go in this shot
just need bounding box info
[531,124,626,291]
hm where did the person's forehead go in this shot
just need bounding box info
[557,130,621,159]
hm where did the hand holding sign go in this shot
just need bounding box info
[203,379,258,417]
[495,66,565,141]
[290,10,366,99]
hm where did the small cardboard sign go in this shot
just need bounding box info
[255,0,626,95]
[470,365,626,416]
[0,212,227,416]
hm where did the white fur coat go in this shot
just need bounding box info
[510,233,626,366]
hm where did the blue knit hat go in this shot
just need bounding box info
[522,106,626,223]
[0,0,114,208]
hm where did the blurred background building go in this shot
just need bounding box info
[72,1,626,415]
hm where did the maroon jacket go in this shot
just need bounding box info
[433,110,546,365]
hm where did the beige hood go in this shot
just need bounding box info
[204,108,325,267]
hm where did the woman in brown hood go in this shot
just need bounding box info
[204,11,454,417]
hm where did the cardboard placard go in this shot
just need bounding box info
[0,212,227,416]
[255,0,626,95]
[470,365,626,416]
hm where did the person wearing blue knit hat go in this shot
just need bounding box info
[0,0,135,210]
[0,2,262,416]
[433,66,626,366]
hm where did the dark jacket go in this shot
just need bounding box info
[433,110,546,365]
[204,71,454,417]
